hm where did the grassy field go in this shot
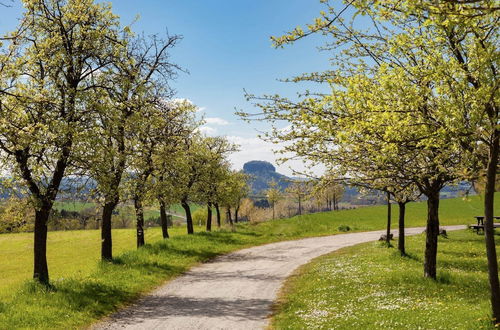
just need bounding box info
[0,194,497,328]
[271,230,497,329]
[53,201,96,212]
[54,200,201,217]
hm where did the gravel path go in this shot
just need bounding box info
[94,225,465,330]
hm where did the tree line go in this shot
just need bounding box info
[239,0,500,323]
[0,0,248,285]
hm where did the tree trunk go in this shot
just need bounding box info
[33,208,50,285]
[226,207,233,225]
[214,203,221,228]
[272,203,275,220]
[182,198,194,234]
[101,200,117,261]
[484,129,500,322]
[234,205,239,223]
[159,199,170,239]
[386,191,391,245]
[134,196,145,248]
[398,201,406,256]
[424,188,440,279]
[298,195,302,215]
[206,202,212,232]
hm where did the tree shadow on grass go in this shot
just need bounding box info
[439,257,485,273]
[444,235,482,243]
[57,280,136,318]
[439,250,483,259]
[228,231,260,237]
[109,255,187,275]
[398,251,420,262]
[193,231,246,244]
[141,244,220,261]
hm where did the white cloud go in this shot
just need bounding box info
[171,98,194,105]
[205,117,229,125]
[197,126,217,135]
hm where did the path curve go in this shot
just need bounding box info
[95,225,466,330]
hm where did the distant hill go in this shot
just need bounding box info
[242,161,291,195]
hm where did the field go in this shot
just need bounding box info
[53,200,200,223]
[0,194,497,328]
[271,230,497,329]
[54,200,200,216]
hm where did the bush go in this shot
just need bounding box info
[192,208,207,226]
[0,197,34,233]
[337,224,351,232]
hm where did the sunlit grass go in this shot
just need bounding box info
[271,230,497,329]
[0,194,496,328]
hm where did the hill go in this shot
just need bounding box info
[242,160,291,195]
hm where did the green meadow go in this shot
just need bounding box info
[271,230,497,329]
[0,194,496,328]
[53,200,200,217]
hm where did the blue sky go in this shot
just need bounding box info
[0,0,334,176]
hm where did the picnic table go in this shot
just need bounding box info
[470,216,500,233]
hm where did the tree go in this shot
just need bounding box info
[230,172,250,223]
[195,136,238,231]
[286,180,311,216]
[392,185,420,256]
[78,33,181,259]
[346,0,500,319]
[217,170,250,225]
[165,135,235,234]
[0,0,122,284]
[129,99,195,246]
[312,176,344,211]
[151,99,198,238]
[266,179,282,220]
[239,0,471,281]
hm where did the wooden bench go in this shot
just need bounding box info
[470,216,500,234]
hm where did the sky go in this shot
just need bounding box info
[0,0,335,176]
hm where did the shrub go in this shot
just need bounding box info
[192,208,207,226]
[338,224,351,232]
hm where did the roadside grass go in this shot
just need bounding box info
[271,230,497,330]
[0,194,496,328]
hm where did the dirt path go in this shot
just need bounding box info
[95,225,466,330]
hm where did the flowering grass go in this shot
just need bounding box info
[271,230,498,329]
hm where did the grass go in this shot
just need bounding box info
[0,194,497,328]
[54,200,199,219]
[271,230,498,329]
